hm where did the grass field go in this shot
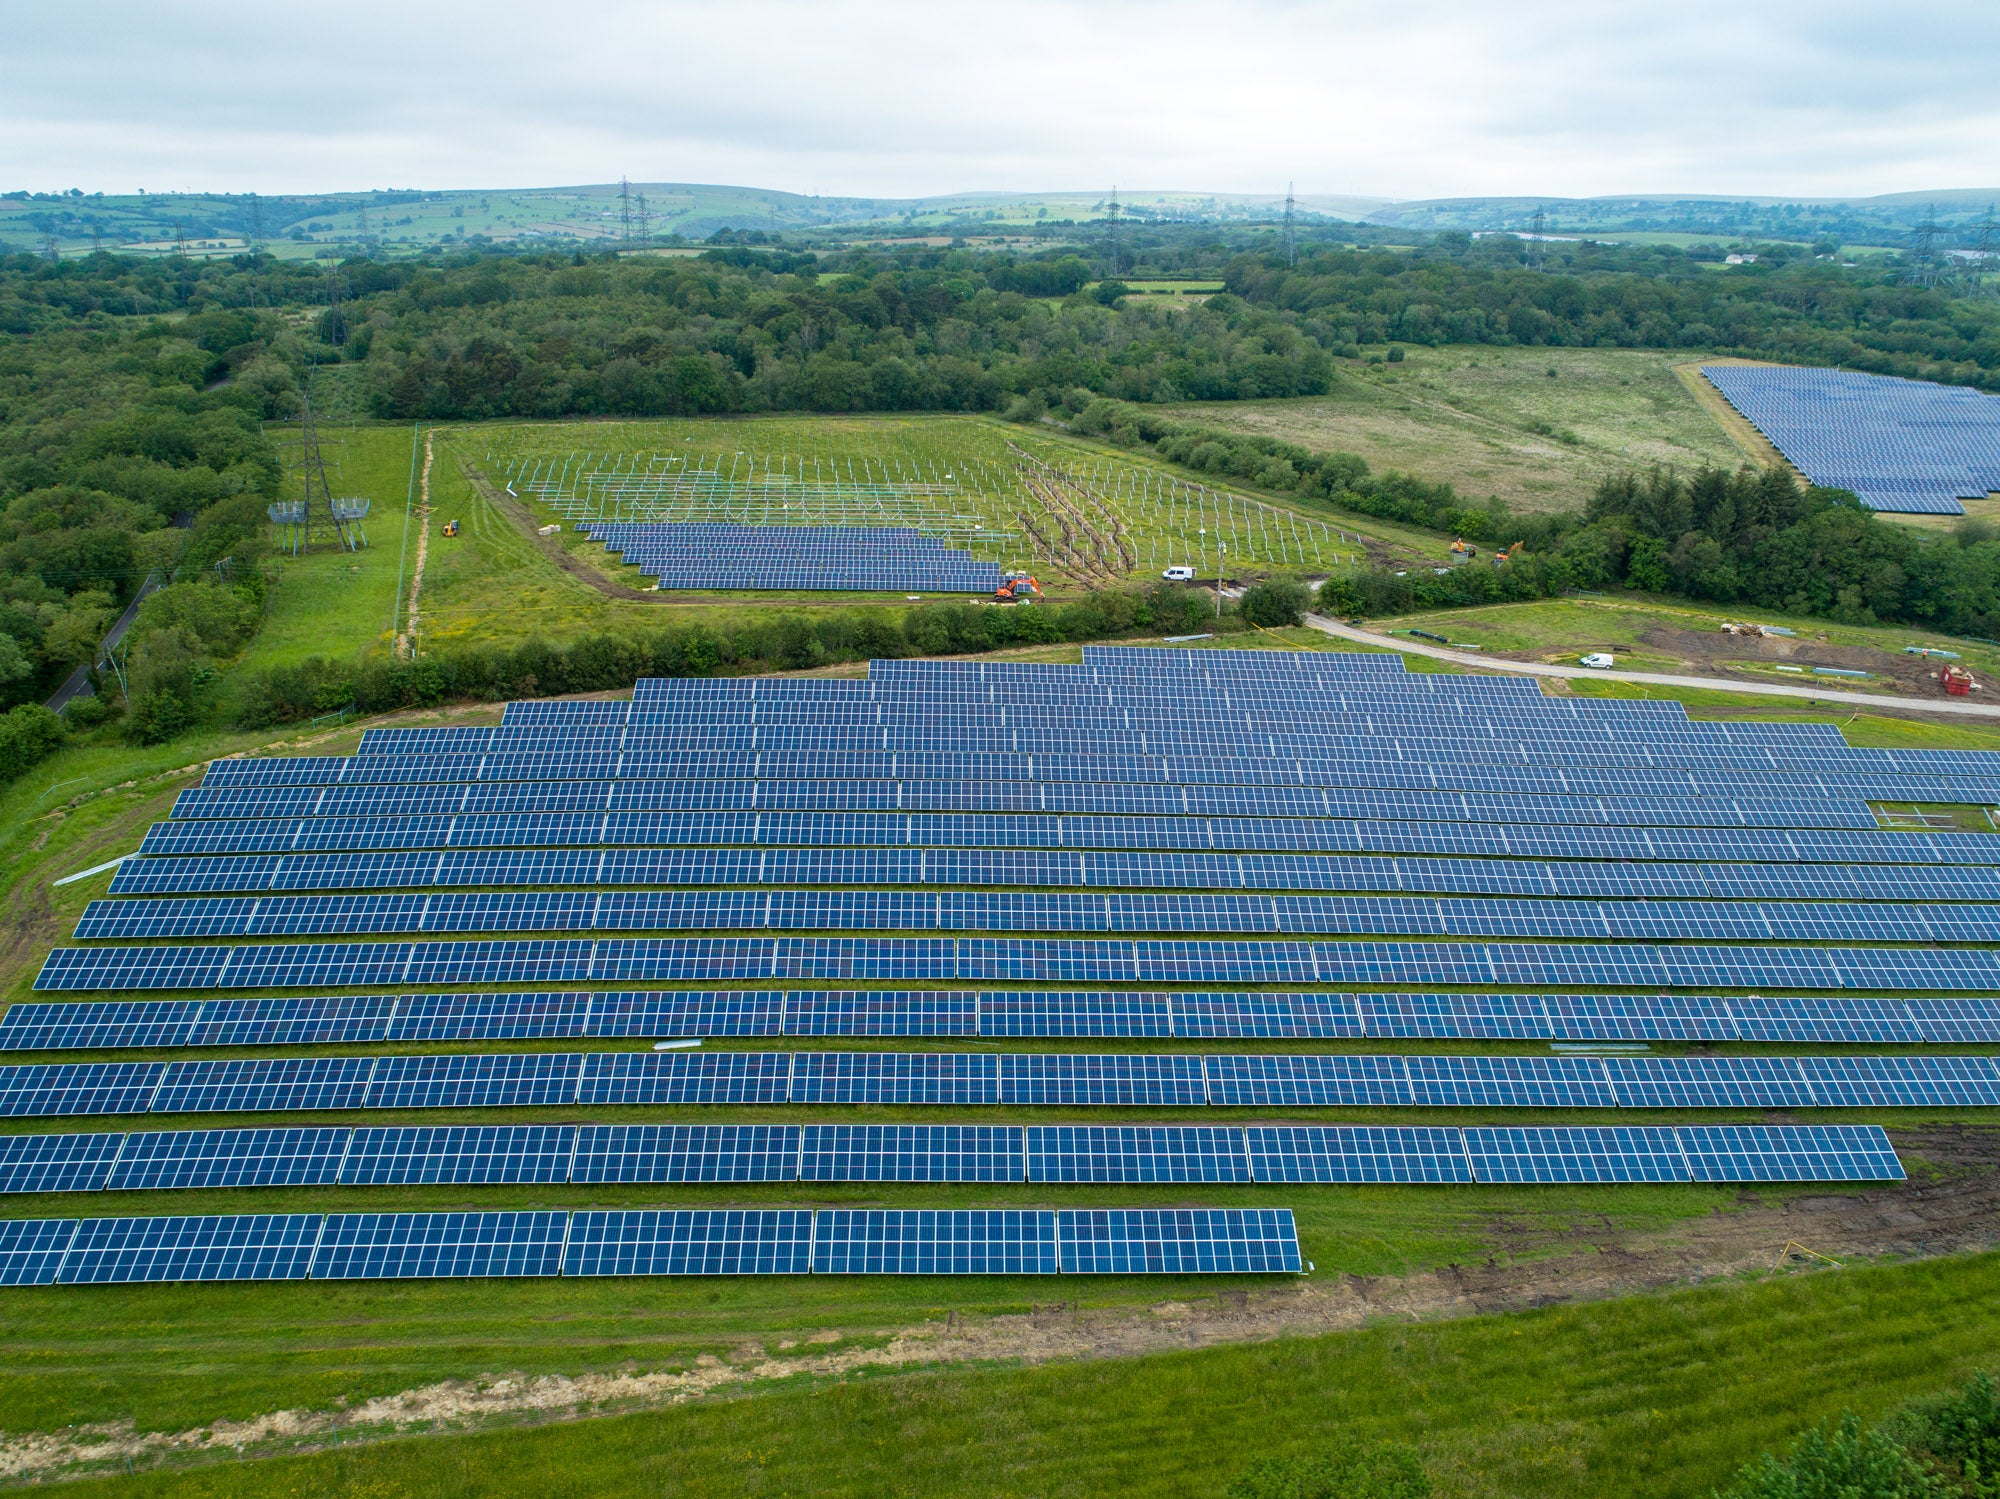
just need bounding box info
[33,1252,2000,1498]
[1175,345,1749,513]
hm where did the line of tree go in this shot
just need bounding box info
[232,584,1228,729]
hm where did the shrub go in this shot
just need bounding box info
[1717,1412,1945,1499]
[0,703,66,784]
[1238,580,1309,628]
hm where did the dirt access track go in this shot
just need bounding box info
[461,461,661,602]
[9,1124,2000,1484]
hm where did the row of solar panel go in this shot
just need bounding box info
[195,750,2000,813]
[168,781,1878,830]
[108,847,2000,903]
[38,937,2000,994]
[71,890,2000,943]
[12,989,1996,1051]
[0,1123,1905,1193]
[0,1206,1301,1284]
[347,728,1904,776]
[134,814,2000,866]
[2,1050,1995,1116]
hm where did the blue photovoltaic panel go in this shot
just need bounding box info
[197,997,397,1047]
[1245,1125,1471,1183]
[1908,999,2000,1044]
[999,1054,1207,1106]
[799,1124,1023,1182]
[1203,1054,1411,1107]
[1792,1056,2000,1108]
[1462,1126,1690,1184]
[790,1052,998,1105]
[363,1054,580,1110]
[1677,1124,1905,1182]
[810,1210,1058,1275]
[787,990,976,1036]
[0,1001,199,1051]
[391,993,589,1041]
[1025,1125,1250,1183]
[0,1062,164,1118]
[107,1127,350,1190]
[1357,994,1550,1039]
[570,1124,800,1183]
[1730,997,1921,1044]
[576,1052,790,1105]
[1543,995,1736,1043]
[311,1211,569,1278]
[588,991,785,1037]
[1405,1055,1617,1108]
[1057,1208,1302,1274]
[336,1126,577,1185]
[0,1132,125,1194]
[60,1214,321,1283]
[151,1057,374,1115]
[1169,993,1363,1039]
[1603,1056,1812,1109]
[561,1209,812,1276]
[0,1219,79,1285]
[977,992,1172,1038]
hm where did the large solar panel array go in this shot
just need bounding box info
[0,1123,1905,1194]
[20,643,1999,1255]
[1701,365,2000,515]
[0,1207,1298,1284]
[581,522,1005,593]
[0,1050,1987,1115]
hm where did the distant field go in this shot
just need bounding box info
[1174,345,1749,513]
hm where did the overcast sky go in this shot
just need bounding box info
[3,0,1996,201]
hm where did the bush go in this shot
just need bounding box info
[0,703,66,784]
[1881,1371,2000,1494]
[1240,580,1309,628]
[1718,1412,1945,1499]
[1226,1438,1431,1499]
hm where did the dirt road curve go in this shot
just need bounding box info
[1304,614,2000,720]
[464,463,661,602]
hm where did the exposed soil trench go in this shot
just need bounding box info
[7,1125,2000,1484]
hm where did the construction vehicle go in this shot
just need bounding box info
[1494,541,1525,563]
[1448,538,1477,564]
[993,573,1042,603]
[1943,663,1978,696]
[442,519,460,537]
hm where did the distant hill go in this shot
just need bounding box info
[1360,191,2000,243]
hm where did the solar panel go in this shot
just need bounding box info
[1676,1124,1906,1182]
[561,1209,812,1276]
[787,990,976,1036]
[60,1214,321,1283]
[1462,1127,1690,1184]
[1056,1208,1302,1274]
[999,1054,1207,1106]
[576,1052,790,1105]
[0,1062,164,1118]
[1244,1125,1471,1183]
[1025,1125,1250,1183]
[810,1210,1058,1274]
[310,1211,569,1278]
[570,1124,800,1183]
[337,1126,577,1185]
[789,1053,998,1105]
[363,1054,580,1109]
[0,1219,78,1285]
[0,1132,125,1194]
[799,1125,1023,1182]
[107,1128,350,1190]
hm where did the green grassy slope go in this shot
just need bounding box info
[56,1251,2000,1499]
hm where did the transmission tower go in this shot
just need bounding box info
[321,263,348,346]
[275,392,367,553]
[1282,182,1296,267]
[635,191,651,245]
[1106,185,1122,275]
[247,192,264,251]
[618,176,633,247]
[356,199,372,253]
[1961,205,1998,298]
[1524,206,1546,271]
[1904,204,1947,289]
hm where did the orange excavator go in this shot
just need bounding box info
[994,573,1042,603]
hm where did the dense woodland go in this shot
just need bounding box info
[0,231,1998,771]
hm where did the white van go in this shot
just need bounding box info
[1580,652,1615,669]
[1162,566,1196,581]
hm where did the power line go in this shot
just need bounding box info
[1282,182,1296,268]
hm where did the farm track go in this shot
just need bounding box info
[9,1124,2000,1485]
